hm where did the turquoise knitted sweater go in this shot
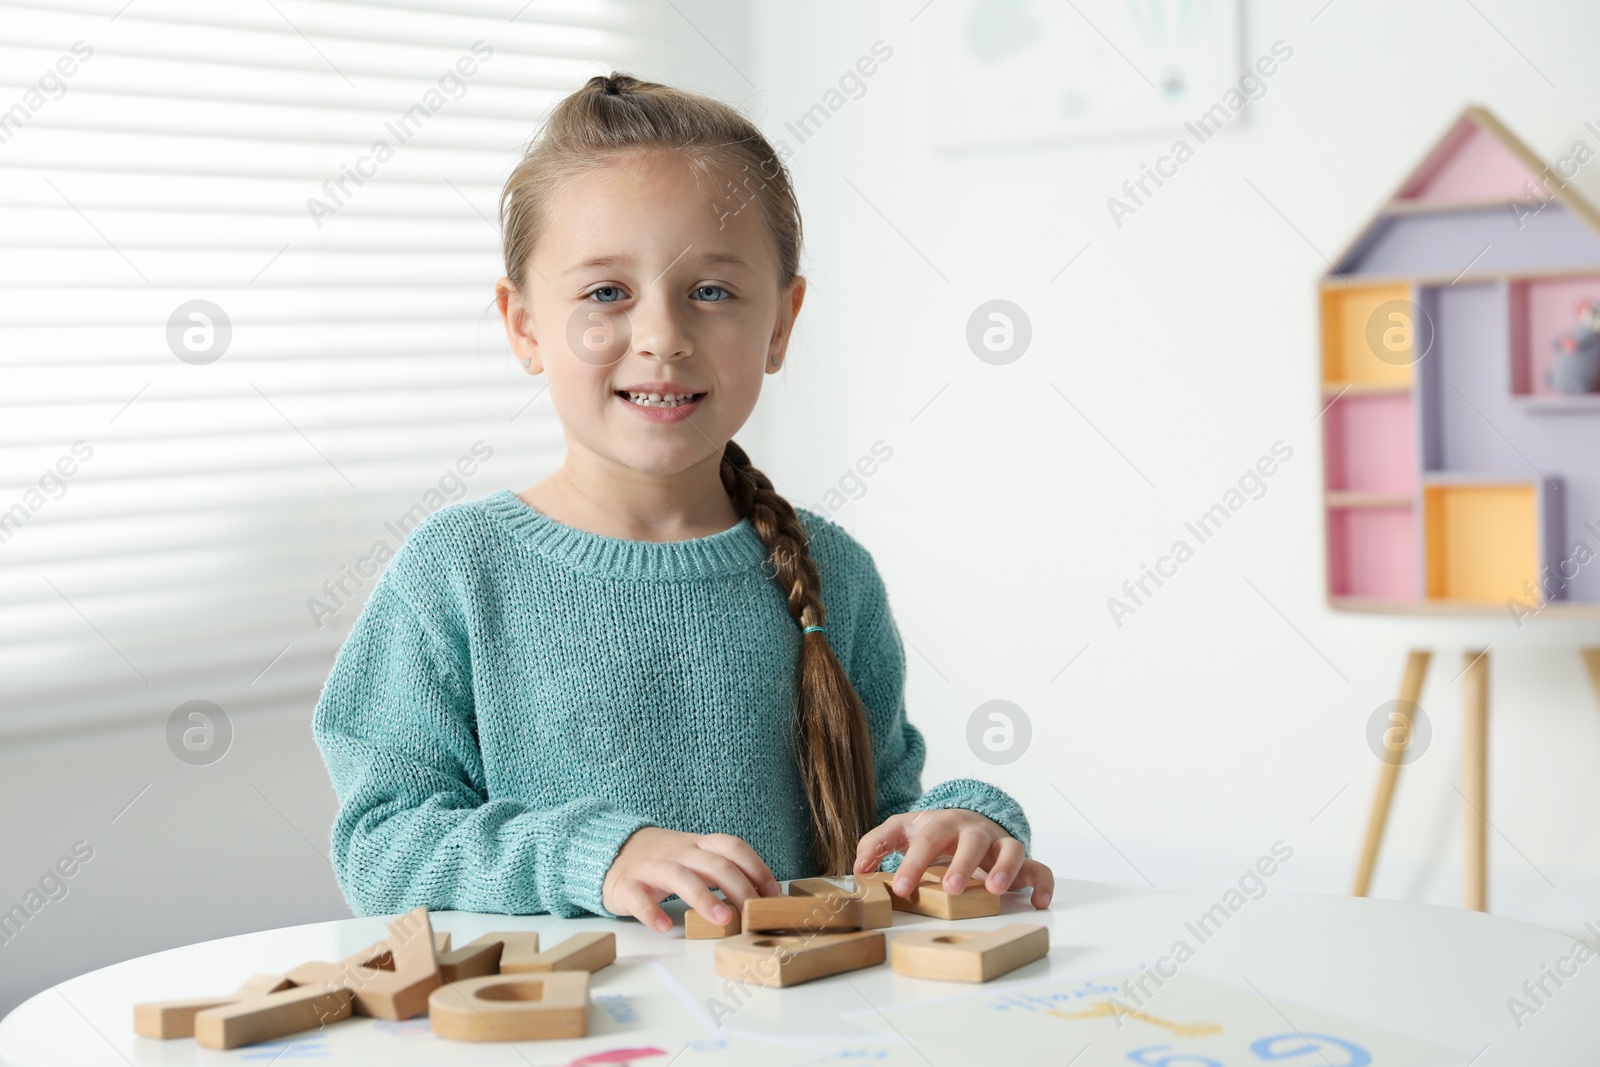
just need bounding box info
[311,488,1031,919]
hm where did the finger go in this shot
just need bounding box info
[892,812,953,897]
[853,814,912,875]
[1011,859,1055,909]
[655,861,734,929]
[615,880,673,934]
[942,828,993,894]
[701,834,781,896]
[684,852,762,912]
[982,838,1027,894]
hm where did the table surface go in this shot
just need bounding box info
[2,878,1596,1066]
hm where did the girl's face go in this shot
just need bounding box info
[500,149,803,480]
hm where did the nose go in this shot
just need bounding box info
[629,288,692,363]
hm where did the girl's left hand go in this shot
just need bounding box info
[853,808,1054,909]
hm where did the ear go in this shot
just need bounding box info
[767,275,806,374]
[497,277,543,374]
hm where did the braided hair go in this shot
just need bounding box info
[498,72,877,875]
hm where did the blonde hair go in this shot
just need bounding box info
[498,71,876,875]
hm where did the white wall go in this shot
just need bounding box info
[741,0,1600,936]
[5,0,1600,1023]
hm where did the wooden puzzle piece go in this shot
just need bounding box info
[889,923,1049,982]
[134,973,293,1039]
[192,982,352,1050]
[743,894,864,935]
[788,876,893,929]
[860,865,1001,920]
[433,931,451,953]
[513,931,616,974]
[436,931,541,983]
[685,904,741,939]
[282,906,440,1020]
[714,930,885,988]
[429,972,589,1042]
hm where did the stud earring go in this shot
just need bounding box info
[520,357,531,368]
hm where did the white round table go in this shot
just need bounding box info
[2,879,1595,1065]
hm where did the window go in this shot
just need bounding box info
[0,0,642,734]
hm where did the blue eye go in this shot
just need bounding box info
[587,286,625,303]
[693,285,731,302]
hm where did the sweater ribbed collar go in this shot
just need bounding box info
[481,488,770,580]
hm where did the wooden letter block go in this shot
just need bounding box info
[863,866,1001,920]
[744,894,864,935]
[193,983,352,1050]
[516,931,616,974]
[283,906,441,1020]
[714,930,885,988]
[789,876,893,929]
[134,974,293,1039]
[890,924,1049,982]
[685,906,741,939]
[436,931,539,983]
[429,972,589,1042]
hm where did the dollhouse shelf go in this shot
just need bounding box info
[1318,105,1600,615]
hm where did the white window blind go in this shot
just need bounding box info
[0,0,643,737]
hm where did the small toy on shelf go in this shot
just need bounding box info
[1547,298,1600,394]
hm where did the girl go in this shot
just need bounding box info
[311,72,1054,935]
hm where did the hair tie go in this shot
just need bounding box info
[801,625,826,635]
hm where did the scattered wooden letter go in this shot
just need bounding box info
[861,866,1001,920]
[437,932,542,983]
[788,876,893,929]
[516,931,616,974]
[192,982,352,1051]
[134,974,293,1039]
[744,894,864,935]
[283,906,441,1020]
[429,972,590,1042]
[714,930,885,988]
[685,905,741,939]
[890,924,1049,982]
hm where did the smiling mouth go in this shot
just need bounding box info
[616,390,706,409]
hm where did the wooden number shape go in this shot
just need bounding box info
[743,894,864,935]
[789,876,893,929]
[429,972,589,1042]
[437,932,542,983]
[283,906,441,1020]
[134,973,293,1039]
[685,904,741,939]
[862,867,1001,920]
[890,924,1049,982]
[192,982,352,1050]
[516,931,616,974]
[714,930,885,988]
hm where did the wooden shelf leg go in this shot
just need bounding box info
[1582,649,1600,713]
[1462,649,1489,913]
[1352,649,1432,897]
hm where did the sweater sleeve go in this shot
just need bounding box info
[847,556,1032,873]
[311,571,654,919]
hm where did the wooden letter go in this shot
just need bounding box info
[283,906,441,1020]
[436,932,542,983]
[714,930,885,988]
[429,972,589,1042]
[192,983,352,1050]
[134,974,292,1039]
[862,866,1001,920]
[517,931,616,974]
[890,924,1049,982]
[685,906,741,939]
[789,876,893,929]
[744,894,864,935]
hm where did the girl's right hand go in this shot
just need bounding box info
[601,827,782,933]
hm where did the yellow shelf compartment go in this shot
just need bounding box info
[1422,477,1555,604]
[1320,281,1420,390]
